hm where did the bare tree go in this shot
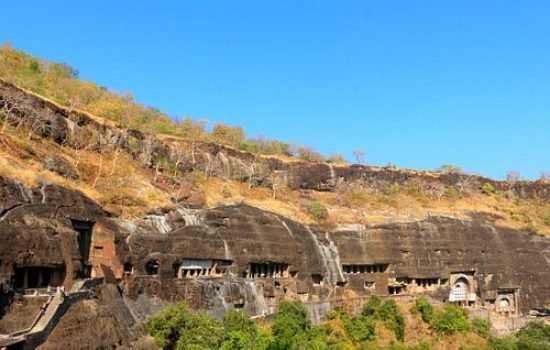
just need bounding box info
[352,149,366,165]
[171,142,186,181]
[506,170,522,183]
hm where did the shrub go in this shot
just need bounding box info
[471,317,491,338]
[444,187,461,200]
[523,223,539,235]
[308,201,329,223]
[362,295,382,317]
[439,164,462,173]
[489,336,518,350]
[378,300,406,341]
[430,303,469,335]
[515,321,550,350]
[404,183,423,197]
[482,183,495,195]
[146,302,223,350]
[411,297,433,323]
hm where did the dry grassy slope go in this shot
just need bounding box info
[0,80,549,234]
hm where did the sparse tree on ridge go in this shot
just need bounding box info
[352,149,366,165]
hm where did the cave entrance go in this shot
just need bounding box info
[13,266,65,290]
[122,262,134,280]
[72,220,94,278]
[145,260,160,275]
[388,285,405,295]
[248,262,289,279]
[177,259,232,278]
[71,220,94,262]
[311,274,323,285]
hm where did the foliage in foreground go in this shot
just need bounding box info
[429,303,469,335]
[146,298,550,350]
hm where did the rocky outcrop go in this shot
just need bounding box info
[1,79,549,203]
[37,285,143,350]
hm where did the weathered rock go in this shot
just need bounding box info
[42,156,79,180]
[37,285,140,350]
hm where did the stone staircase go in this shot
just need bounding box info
[28,294,62,334]
[0,278,102,349]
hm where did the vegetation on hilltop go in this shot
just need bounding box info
[146,298,550,350]
[0,43,345,163]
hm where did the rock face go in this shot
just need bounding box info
[117,204,550,317]
[37,285,142,350]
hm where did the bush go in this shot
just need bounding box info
[439,164,462,173]
[471,317,491,338]
[146,302,223,350]
[523,223,539,235]
[489,336,518,350]
[362,295,382,317]
[342,313,376,344]
[411,298,433,323]
[430,303,469,335]
[308,201,329,223]
[444,187,461,200]
[515,321,550,350]
[482,183,495,195]
[378,300,406,341]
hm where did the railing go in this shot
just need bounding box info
[0,278,99,344]
[8,295,54,338]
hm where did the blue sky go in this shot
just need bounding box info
[2,1,549,179]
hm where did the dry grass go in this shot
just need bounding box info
[1,117,549,234]
[0,128,172,218]
[196,173,550,235]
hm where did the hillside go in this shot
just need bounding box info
[1,45,550,236]
[1,47,549,350]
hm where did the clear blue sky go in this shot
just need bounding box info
[2,1,549,179]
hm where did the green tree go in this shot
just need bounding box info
[222,309,258,341]
[146,302,223,350]
[362,295,382,317]
[342,313,376,344]
[270,301,311,350]
[379,300,406,341]
[430,303,469,335]
[411,297,433,323]
[515,321,550,350]
[439,164,462,173]
[471,317,491,339]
